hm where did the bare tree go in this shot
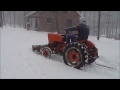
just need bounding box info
[111,14,114,38]
[24,11,26,29]
[0,11,2,27]
[14,11,15,28]
[93,11,96,36]
[97,11,101,40]
[82,11,86,17]
[115,13,119,39]
[2,11,4,26]
[56,11,59,33]
[9,11,12,26]
[106,11,110,38]
[19,12,21,28]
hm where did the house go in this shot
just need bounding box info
[25,11,83,34]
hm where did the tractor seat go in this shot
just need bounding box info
[75,38,87,43]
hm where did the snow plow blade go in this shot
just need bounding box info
[32,45,41,52]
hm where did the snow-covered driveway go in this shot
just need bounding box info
[1,27,120,79]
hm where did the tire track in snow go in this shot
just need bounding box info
[96,56,117,69]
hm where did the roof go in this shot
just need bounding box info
[76,11,83,17]
[25,11,37,17]
[25,11,83,17]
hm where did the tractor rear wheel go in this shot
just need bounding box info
[63,42,88,69]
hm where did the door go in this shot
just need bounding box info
[67,20,72,27]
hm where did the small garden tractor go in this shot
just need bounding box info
[32,30,99,69]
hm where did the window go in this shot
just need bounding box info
[46,18,52,24]
[63,11,67,13]
[67,20,72,27]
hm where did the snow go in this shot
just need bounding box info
[25,11,37,17]
[0,26,120,79]
[76,11,83,17]
[25,11,83,18]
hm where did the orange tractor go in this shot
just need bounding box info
[32,30,99,69]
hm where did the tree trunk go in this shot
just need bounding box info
[19,12,21,28]
[106,11,110,38]
[9,11,11,26]
[115,13,119,39]
[14,11,15,28]
[0,11,2,27]
[84,11,86,17]
[93,11,96,36]
[2,11,4,27]
[111,15,114,38]
[24,11,26,29]
[56,11,59,33]
[88,12,91,34]
[97,11,101,40]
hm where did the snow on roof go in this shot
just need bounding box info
[25,11,38,17]
[25,11,83,17]
[76,11,83,17]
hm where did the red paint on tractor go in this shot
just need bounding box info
[48,33,62,43]
[83,40,95,48]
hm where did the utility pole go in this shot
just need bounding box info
[97,11,101,40]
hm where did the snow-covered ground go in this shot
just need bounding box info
[0,26,120,79]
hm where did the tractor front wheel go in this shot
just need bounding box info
[42,47,52,58]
